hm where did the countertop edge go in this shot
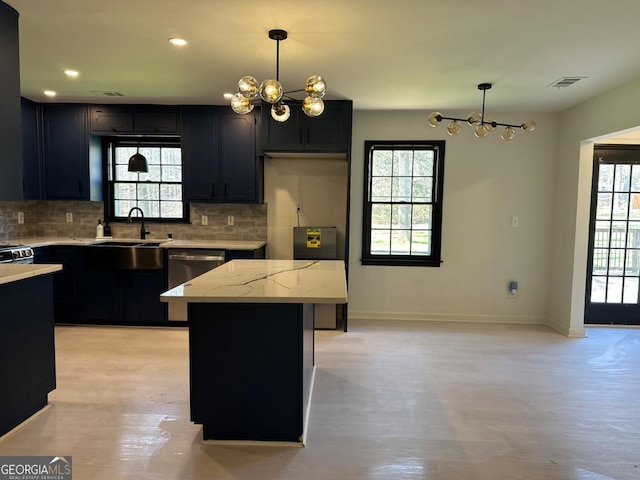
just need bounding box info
[0,264,63,285]
[4,237,266,250]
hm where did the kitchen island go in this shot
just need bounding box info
[161,259,347,445]
[0,263,62,438]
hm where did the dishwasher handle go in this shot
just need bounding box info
[168,253,225,262]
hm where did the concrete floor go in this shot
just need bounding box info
[0,320,639,479]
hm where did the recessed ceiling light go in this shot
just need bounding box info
[223,93,233,100]
[43,90,57,97]
[64,69,79,78]
[169,37,187,46]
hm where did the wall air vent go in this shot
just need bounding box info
[548,77,586,88]
[90,91,125,97]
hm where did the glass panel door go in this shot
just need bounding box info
[585,146,640,324]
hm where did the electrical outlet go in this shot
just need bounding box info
[17,212,24,224]
[66,212,73,223]
[511,216,520,228]
[227,215,234,226]
[201,215,208,226]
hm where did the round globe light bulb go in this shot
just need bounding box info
[501,127,516,141]
[238,76,259,100]
[428,112,443,127]
[271,103,291,123]
[230,93,254,114]
[467,112,482,125]
[521,120,536,132]
[305,75,327,98]
[474,124,490,138]
[302,97,325,117]
[259,79,283,104]
[446,120,461,136]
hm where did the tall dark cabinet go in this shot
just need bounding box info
[0,2,22,200]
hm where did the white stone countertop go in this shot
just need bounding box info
[161,259,347,304]
[3,237,266,250]
[0,263,63,285]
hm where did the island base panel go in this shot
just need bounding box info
[189,302,314,442]
[0,275,56,437]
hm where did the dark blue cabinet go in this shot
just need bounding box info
[42,104,89,199]
[34,246,81,323]
[182,106,260,203]
[260,100,352,153]
[21,98,42,199]
[89,105,179,134]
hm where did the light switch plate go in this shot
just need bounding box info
[17,212,24,224]
[66,212,73,223]
[201,215,208,226]
[227,215,234,226]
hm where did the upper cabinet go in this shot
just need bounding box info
[21,98,42,200]
[260,100,352,153]
[42,104,90,200]
[182,107,260,204]
[90,105,180,135]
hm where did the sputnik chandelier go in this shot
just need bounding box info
[230,29,327,123]
[428,83,536,141]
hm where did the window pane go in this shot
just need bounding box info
[625,250,640,276]
[612,193,629,219]
[596,193,612,220]
[163,148,182,165]
[160,202,183,218]
[608,249,625,275]
[627,222,640,248]
[371,230,391,254]
[615,164,631,192]
[162,166,182,182]
[137,165,162,182]
[116,147,137,165]
[611,222,627,248]
[606,277,623,303]
[411,230,431,255]
[591,276,606,303]
[138,200,160,218]
[413,151,434,176]
[412,205,432,229]
[372,151,392,176]
[114,183,136,200]
[392,204,412,229]
[392,177,412,202]
[623,277,639,304]
[598,165,614,192]
[391,230,411,255]
[594,221,610,248]
[371,177,391,202]
[114,200,137,217]
[115,165,139,182]
[371,204,391,228]
[160,184,182,201]
[412,177,432,202]
[137,183,159,200]
[393,150,413,176]
[593,248,608,275]
[632,165,640,191]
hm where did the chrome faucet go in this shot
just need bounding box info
[127,207,150,240]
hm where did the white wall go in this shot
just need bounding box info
[264,156,348,260]
[550,77,640,337]
[348,110,559,325]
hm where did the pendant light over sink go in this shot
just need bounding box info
[127,148,148,172]
[229,29,327,123]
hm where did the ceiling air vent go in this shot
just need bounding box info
[90,91,125,97]
[548,77,586,88]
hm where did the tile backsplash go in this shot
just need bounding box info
[0,201,267,242]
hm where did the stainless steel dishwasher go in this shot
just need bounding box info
[167,249,225,321]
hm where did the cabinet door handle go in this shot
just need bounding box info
[306,129,310,144]
[211,183,216,197]
[299,129,303,145]
[78,180,83,194]
[224,183,229,198]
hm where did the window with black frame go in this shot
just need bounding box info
[362,140,445,266]
[105,138,186,221]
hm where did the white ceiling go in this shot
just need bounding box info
[7,0,640,114]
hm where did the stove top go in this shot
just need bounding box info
[0,245,34,263]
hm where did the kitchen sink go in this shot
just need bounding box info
[85,242,164,270]
[93,240,164,247]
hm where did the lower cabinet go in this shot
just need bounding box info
[33,246,81,323]
[82,267,167,326]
